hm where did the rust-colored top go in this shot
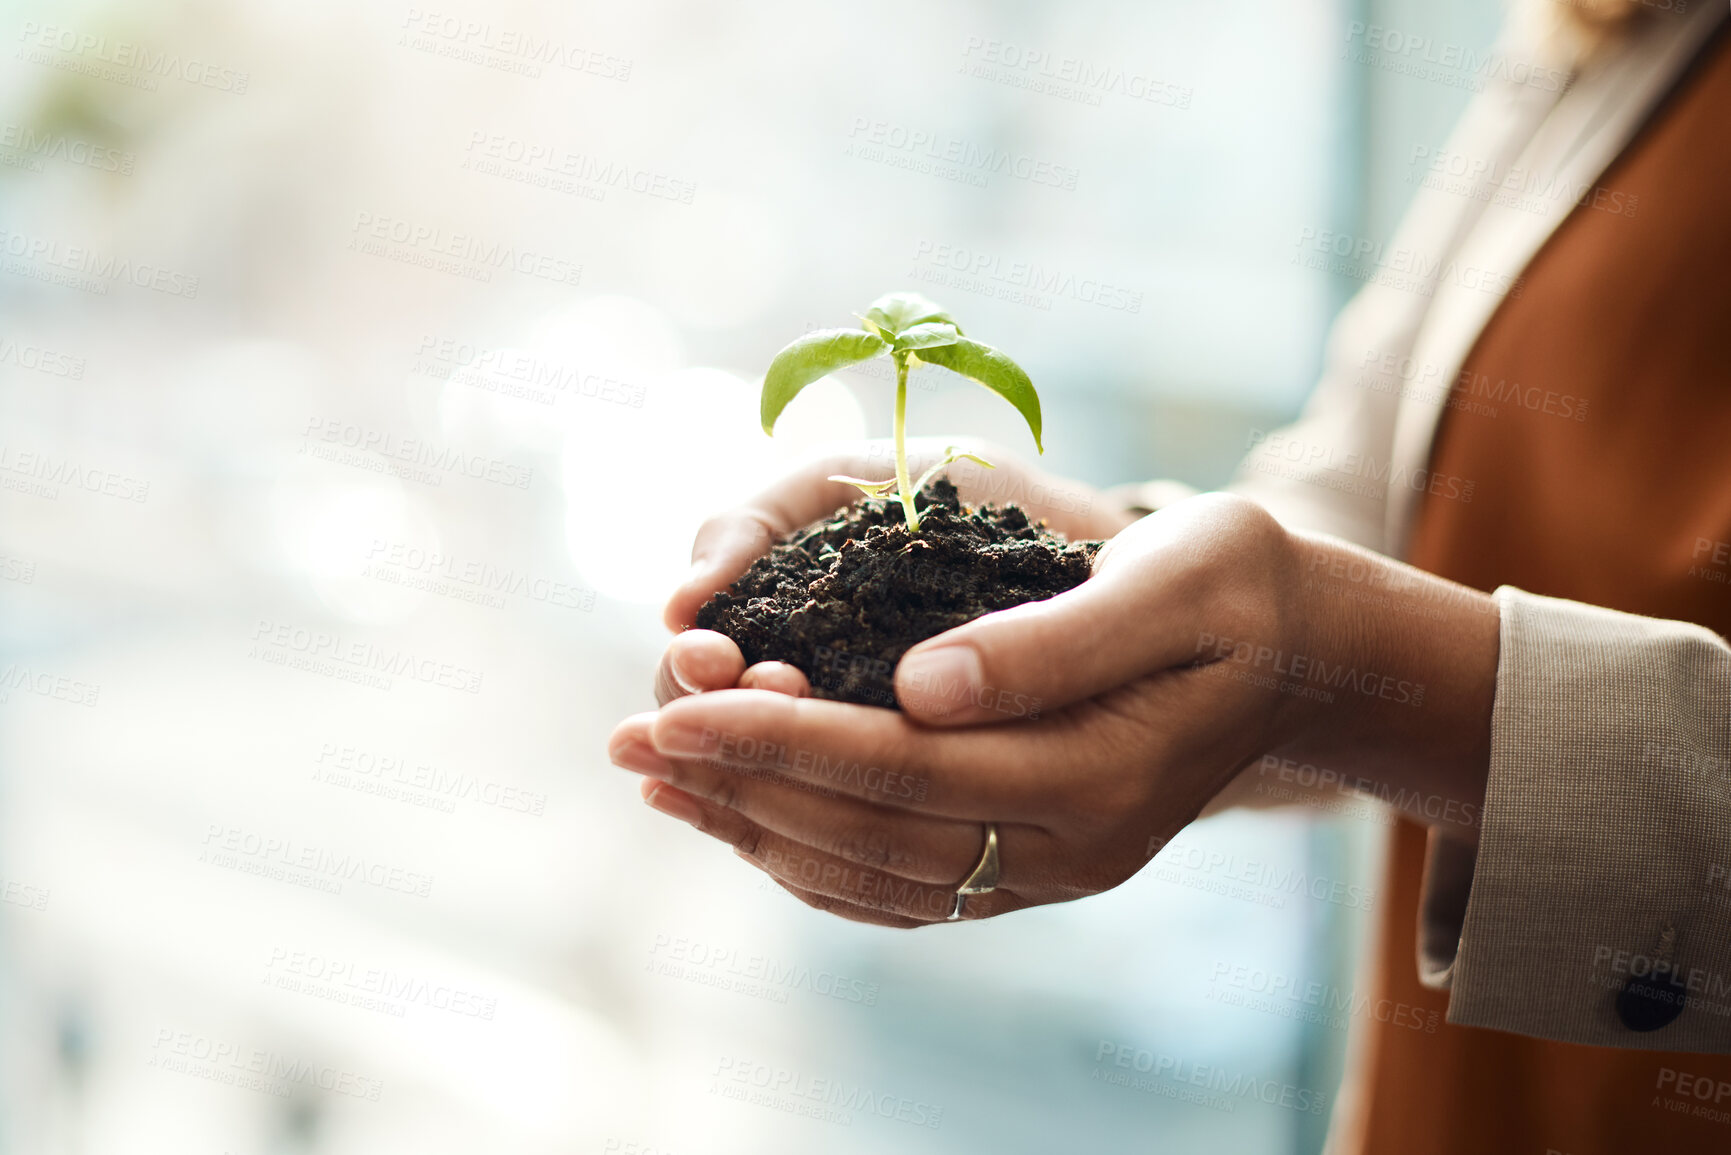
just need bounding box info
[1350,27,1731,1155]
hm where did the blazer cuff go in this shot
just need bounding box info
[1430,586,1731,1051]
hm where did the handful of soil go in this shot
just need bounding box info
[694,479,1099,709]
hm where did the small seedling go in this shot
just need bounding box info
[759,291,1042,532]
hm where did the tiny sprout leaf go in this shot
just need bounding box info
[892,321,960,353]
[912,338,1044,453]
[908,446,998,495]
[827,474,899,499]
[864,291,959,337]
[946,447,996,471]
[909,446,997,496]
[761,329,890,435]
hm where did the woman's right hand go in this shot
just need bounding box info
[652,438,1137,707]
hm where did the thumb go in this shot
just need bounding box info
[664,510,781,633]
[892,495,1252,724]
[663,460,886,633]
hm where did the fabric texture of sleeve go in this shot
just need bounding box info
[1416,585,1731,1052]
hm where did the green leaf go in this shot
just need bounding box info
[891,321,960,353]
[827,473,899,498]
[761,329,890,435]
[863,291,959,337]
[910,338,1043,453]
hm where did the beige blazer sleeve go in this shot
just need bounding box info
[1414,589,1731,1051]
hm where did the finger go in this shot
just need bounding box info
[623,733,993,885]
[665,511,781,633]
[766,875,929,929]
[746,832,1010,923]
[646,688,1074,821]
[655,631,747,706]
[639,778,963,922]
[641,781,920,927]
[609,712,664,770]
[738,661,811,697]
[664,464,871,633]
[894,493,1280,724]
[641,777,749,843]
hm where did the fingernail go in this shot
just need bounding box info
[652,716,714,758]
[610,737,674,778]
[668,648,702,694]
[644,782,704,827]
[896,645,982,717]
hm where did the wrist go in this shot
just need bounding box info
[1273,533,1500,838]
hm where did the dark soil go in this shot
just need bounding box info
[694,479,1099,709]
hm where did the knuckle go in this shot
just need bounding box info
[703,773,741,812]
[691,513,731,550]
[740,508,781,545]
[756,843,791,875]
[831,824,900,872]
[732,823,764,858]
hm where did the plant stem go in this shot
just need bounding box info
[893,353,919,532]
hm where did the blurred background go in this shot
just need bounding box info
[0,0,1501,1151]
